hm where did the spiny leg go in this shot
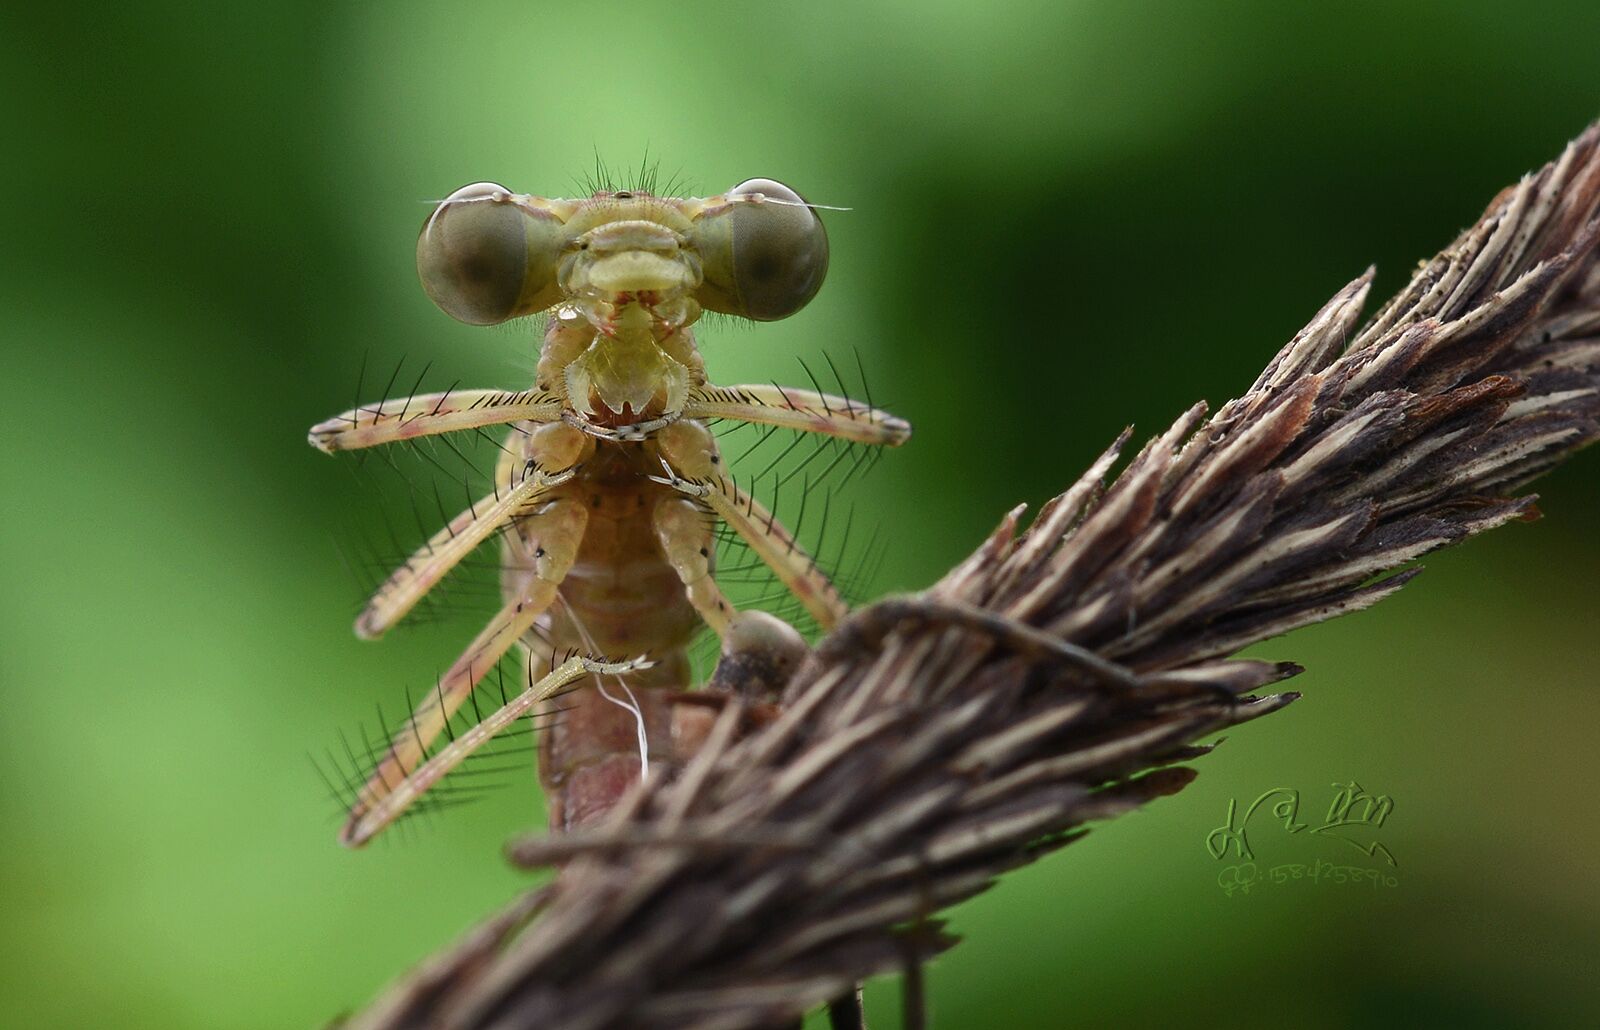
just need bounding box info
[343,653,649,848]
[653,420,849,630]
[356,425,590,639]
[355,463,574,639]
[701,478,849,629]
[308,388,562,453]
[341,496,589,847]
[683,383,910,447]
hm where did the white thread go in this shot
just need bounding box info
[558,592,652,784]
[594,678,651,782]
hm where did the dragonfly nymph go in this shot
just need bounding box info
[310,178,910,845]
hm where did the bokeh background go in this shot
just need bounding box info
[4,2,1599,1027]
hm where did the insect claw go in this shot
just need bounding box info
[660,477,709,497]
[647,463,711,499]
[561,410,681,442]
[582,655,655,676]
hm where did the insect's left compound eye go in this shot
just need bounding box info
[416,182,565,325]
[691,178,829,321]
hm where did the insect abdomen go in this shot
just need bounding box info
[508,445,701,829]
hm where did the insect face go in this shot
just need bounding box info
[416,178,829,329]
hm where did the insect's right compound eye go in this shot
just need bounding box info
[691,178,829,321]
[416,182,565,325]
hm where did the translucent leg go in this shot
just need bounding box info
[342,654,648,848]
[683,383,910,447]
[653,421,849,630]
[340,497,588,846]
[355,463,574,639]
[308,388,561,453]
[700,476,848,630]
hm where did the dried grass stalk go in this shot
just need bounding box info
[343,122,1600,1030]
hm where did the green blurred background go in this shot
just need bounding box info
[4,2,1599,1027]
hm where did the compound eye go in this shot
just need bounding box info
[694,178,829,321]
[416,182,562,325]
